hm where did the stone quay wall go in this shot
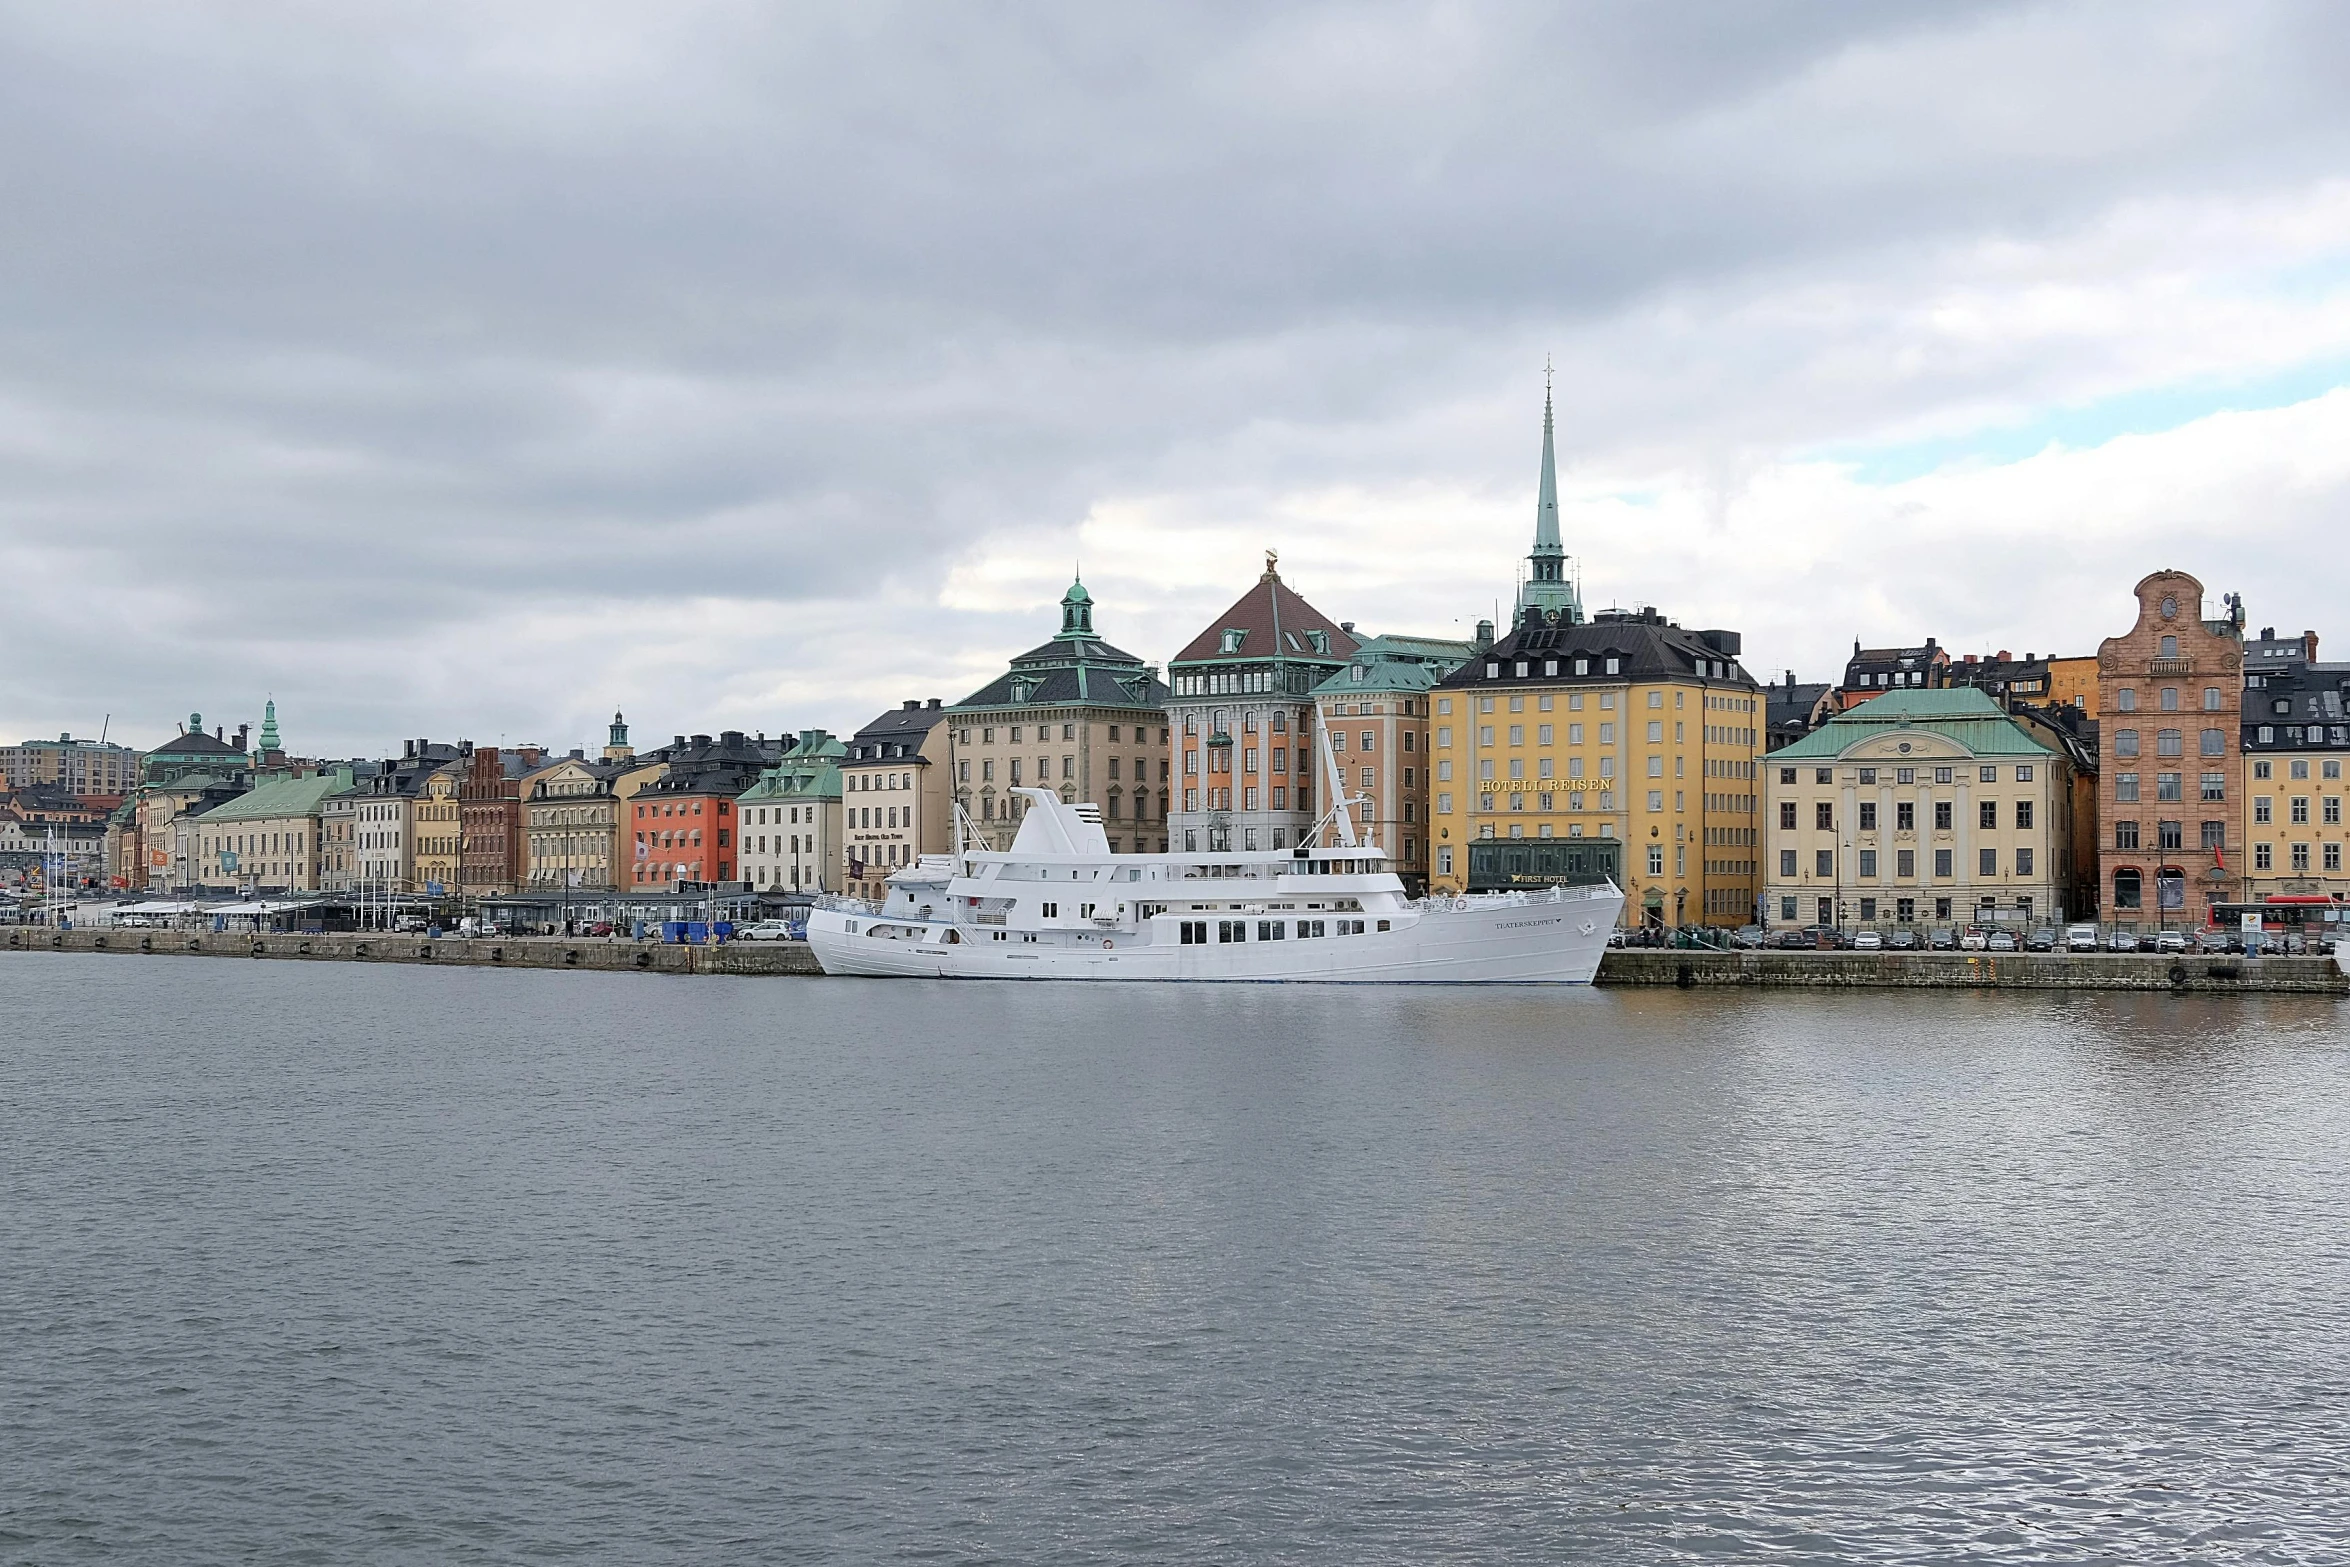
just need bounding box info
[2,925,821,976]
[6,926,2343,992]
[1597,948,2348,994]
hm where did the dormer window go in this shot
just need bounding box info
[1514,661,1528,677]
[1306,630,1329,655]
[1574,658,1589,676]
[1350,665,1366,683]
[1605,657,1621,675]
[1486,662,1500,679]
[1220,629,1245,654]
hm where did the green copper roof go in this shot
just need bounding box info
[1770,686,2057,760]
[257,698,280,755]
[190,767,354,823]
[740,729,846,801]
[1312,634,1481,696]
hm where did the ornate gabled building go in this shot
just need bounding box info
[949,578,1172,853]
[1166,556,1356,854]
[2095,569,2245,931]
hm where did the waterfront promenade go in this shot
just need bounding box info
[7,925,2343,992]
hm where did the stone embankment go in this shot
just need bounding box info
[1598,948,2348,993]
[7,926,2344,992]
[2,925,821,976]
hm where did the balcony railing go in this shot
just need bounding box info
[2148,658,2194,675]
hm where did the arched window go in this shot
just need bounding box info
[2113,868,2142,909]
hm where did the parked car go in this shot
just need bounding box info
[733,919,797,942]
[1928,928,1958,951]
[2193,931,2237,954]
[1958,929,1989,950]
[2153,930,2189,954]
[1986,930,2018,952]
[2106,931,2140,952]
[2066,923,2100,952]
[1852,930,1884,950]
[1771,929,1812,949]
[391,915,427,933]
[1606,930,1627,948]
[1886,929,1918,950]
[2023,927,2057,952]
[1731,925,1767,949]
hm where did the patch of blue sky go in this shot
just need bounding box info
[1813,357,2350,486]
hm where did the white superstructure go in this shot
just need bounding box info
[806,787,1621,982]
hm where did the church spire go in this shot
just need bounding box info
[258,698,281,758]
[1517,362,1582,624]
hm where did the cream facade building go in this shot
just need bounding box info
[736,729,845,895]
[189,769,354,893]
[521,754,623,891]
[841,700,954,901]
[951,579,1171,854]
[1763,688,2075,932]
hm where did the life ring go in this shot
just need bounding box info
[1103,940,1113,950]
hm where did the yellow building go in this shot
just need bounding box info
[1429,607,1762,928]
[2044,655,2099,713]
[2242,660,2349,903]
[413,764,464,896]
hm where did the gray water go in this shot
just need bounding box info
[4,956,2348,1564]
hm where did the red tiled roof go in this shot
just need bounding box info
[1171,570,1359,665]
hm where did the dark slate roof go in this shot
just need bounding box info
[955,661,1170,713]
[639,731,776,797]
[1170,571,1359,666]
[848,701,952,762]
[150,728,246,757]
[1435,610,1756,690]
[2243,662,2350,748]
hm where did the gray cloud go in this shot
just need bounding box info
[5,1,2349,754]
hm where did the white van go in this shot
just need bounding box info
[2065,923,2099,952]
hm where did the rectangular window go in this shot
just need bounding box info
[1933,848,1953,878]
[2157,773,2182,802]
[2255,796,2273,824]
[1979,800,1997,830]
[2157,729,2182,758]
[2116,772,2139,803]
[2115,821,2139,849]
[1858,803,1877,830]
[1979,766,1996,783]
[1647,790,1664,812]
[1859,767,1877,785]
[1649,845,1666,876]
[1934,801,1953,831]
[2116,729,2139,757]
[2159,821,2183,851]
[1896,802,1914,831]
[1780,801,1797,829]
[1815,802,1834,831]
[2200,820,2225,850]
[1537,724,1553,745]
[2255,842,2273,871]
[2014,800,2033,830]
[1816,769,1832,785]
[2327,797,2342,825]
[1979,847,1997,876]
[1858,849,1877,877]
[2292,842,2311,872]
[2201,773,2225,802]
[1780,896,1797,921]
[2327,843,2343,872]
[1780,849,1797,877]
[2201,729,2225,757]
[1895,848,1915,877]
[1935,767,1952,785]
[1509,726,1524,746]
[1815,849,1833,877]
[2015,847,2033,877]
[2291,797,2310,824]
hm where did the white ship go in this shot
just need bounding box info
[806,781,1623,983]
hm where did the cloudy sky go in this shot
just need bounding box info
[6,2,2348,758]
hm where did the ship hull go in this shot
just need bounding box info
[806,887,1623,984]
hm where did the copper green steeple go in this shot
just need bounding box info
[257,698,281,756]
[1518,366,1582,625]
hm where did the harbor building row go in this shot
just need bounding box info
[16,394,2346,938]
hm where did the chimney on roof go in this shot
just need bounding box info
[1996,650,2010,662]
[928,698,941,709]
[1340,622,1354,634]
[570,747,583,760]
[904,699,919,710]
[673,735,687,749]
[2262,626,2276,640]
[233,724,248,750]
[1964,654,1977,664]
[2306,629,2321,661]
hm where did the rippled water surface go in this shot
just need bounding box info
[5,955,2349,1563]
